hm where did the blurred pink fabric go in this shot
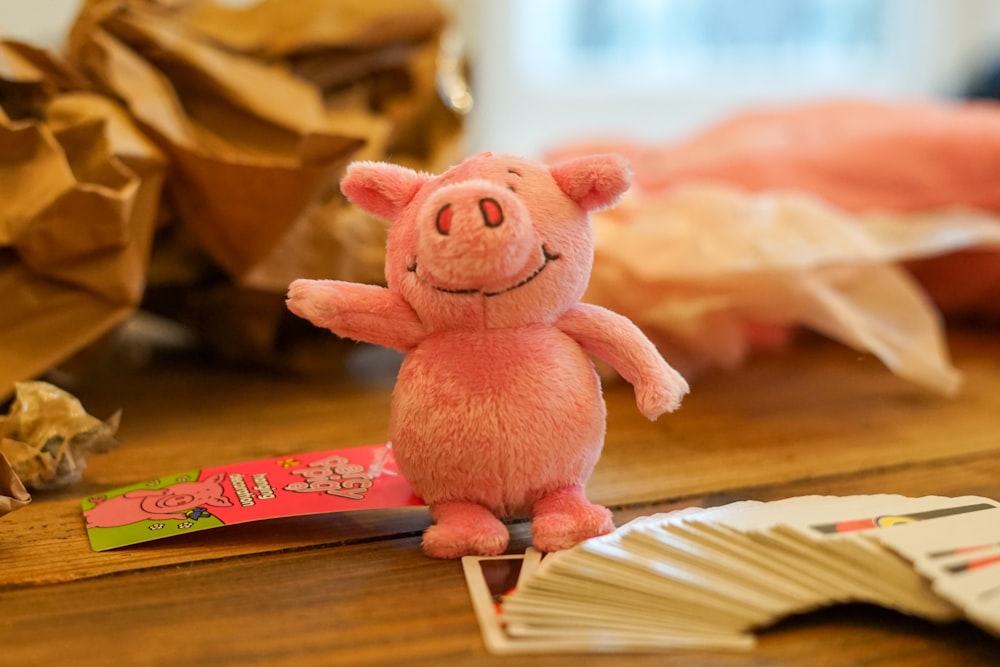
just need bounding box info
[550,98,1000,320]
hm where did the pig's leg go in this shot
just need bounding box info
[531,485,614,552]
[422,501,509,559]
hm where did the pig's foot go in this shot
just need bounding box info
[422,501,509,559]
[531,485,614,553]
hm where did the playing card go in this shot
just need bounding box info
[664,519,834,609]
[680,498,857,608]
[462,548,754,653]
[462,549,545,654]
[868,505,1000,636]
[504,547,760,634]
[472,495,1000,653]
[618,520,805,620]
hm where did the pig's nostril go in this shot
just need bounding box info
[435,204,453,235]
[479,198,504,228]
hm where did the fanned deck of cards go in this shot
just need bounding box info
[463,494,1000,654]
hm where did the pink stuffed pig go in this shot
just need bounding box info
[287,152,688,558]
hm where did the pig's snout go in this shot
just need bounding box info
[435,197,504,235]
[416,181,541,292]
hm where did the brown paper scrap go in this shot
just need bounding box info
[0,452,30,517]
[0,382,121,490]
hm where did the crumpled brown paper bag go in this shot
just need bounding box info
[64,0,459,366]
[181,0,459,161]
[0,452,30,517]
[180,0,461,291]
[0,381,120,490]
[0,39,166,400]
[67,0,371,280]
[182,0,444,56]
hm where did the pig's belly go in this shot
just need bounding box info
[388,325,606,516]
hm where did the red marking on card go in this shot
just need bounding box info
[948,553,1000,574]
[830,518,878,533]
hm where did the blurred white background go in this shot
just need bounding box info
[0,0,80,46]
[453,0,1000,155]
[5,0,1000,156]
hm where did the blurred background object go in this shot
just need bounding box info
[456,0,1000,154]
[0,38,167,399]
[0,381,119,490]
[451,0,1000,387]
[8,0,1000,170]
[1,0,999,398]
[0,0,464,399]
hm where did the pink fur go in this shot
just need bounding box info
[286,280,424,351]
[557,304,688,418]
[550,154,633,211]
[287,153,688,558]
[339,161,430,222]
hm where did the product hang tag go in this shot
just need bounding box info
[81,443,424,551]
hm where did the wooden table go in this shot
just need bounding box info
[3,325,999,666]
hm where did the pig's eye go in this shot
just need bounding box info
[505,168,521,193]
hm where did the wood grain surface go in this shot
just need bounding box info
[2,327,999,666]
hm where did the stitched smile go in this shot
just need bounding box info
[407,245,561,297]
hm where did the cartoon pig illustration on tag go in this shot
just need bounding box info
[84,473,233,529]
[287,152,688,558]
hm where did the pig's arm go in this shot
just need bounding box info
[557,303,689,420]
[287,279,426,352]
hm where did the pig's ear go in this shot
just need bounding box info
[341,161,430,221]
[550,154,632,212]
